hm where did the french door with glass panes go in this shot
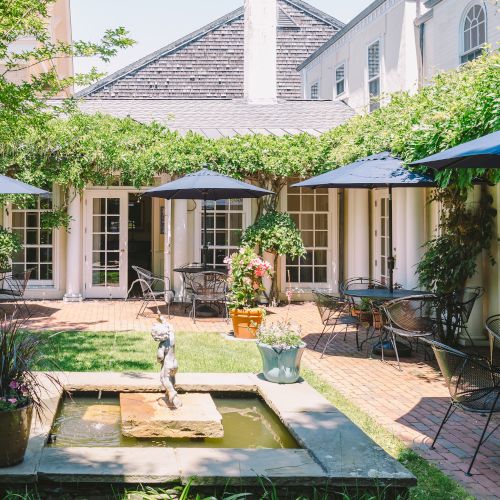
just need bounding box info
[373,190,390,286]
[84,192,128,298]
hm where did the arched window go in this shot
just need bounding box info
[461,3,487,63]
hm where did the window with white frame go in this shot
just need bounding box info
[286,182,329,285]
[367,40,380,112]
[201,199,244,268]
[335,63,345,97]
[461,4,486,64]
[10,197,54,284]
[378,196,390,285]
[310,81,319,100]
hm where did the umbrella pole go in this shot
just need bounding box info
[203,194,208,270]
[388,186,395,293]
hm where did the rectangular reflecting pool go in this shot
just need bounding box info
[48,392,298,449]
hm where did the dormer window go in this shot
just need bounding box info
[335,63,345,97]
[460,4,487,64]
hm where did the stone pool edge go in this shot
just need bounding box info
[0,372,416,489]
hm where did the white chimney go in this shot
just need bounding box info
[244,0,277,104]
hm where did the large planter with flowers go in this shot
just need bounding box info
[0,402,33,467]
[225,247,272,339]
[0,318,57,467]
[257,320,305,383]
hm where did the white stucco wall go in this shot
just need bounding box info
[421,0,500,82]
[302,0,420,113]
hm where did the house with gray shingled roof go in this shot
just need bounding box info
[77,0,344,101]
[21,0,358,304]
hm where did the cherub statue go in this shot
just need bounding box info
[151,316,182,409]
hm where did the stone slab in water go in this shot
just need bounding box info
[120,393,223,439]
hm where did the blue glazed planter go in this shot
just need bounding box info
[257,342,306,384]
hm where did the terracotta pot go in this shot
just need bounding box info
[0,403,33,467]
[230,308,264,339]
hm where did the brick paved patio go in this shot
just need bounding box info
[14,299,500,498]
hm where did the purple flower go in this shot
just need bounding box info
[8,380,20,390]
[7,398,17,404]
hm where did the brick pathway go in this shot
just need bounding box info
[14,299,500,498]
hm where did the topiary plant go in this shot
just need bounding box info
[241,211,306,302]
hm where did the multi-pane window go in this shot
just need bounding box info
[11,197,54,284]
[367,40,380,112]
[310,82,319,100]
[286,183,329,284]
[201,199,244,268]
[461,4,486,64]
[91,198,121,287]
[379,196,390,285]
[335,63,345,96]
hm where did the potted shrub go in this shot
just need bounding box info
[241,211,305,303]
[225,247,272,339]
[257,320,306,384]
[0,318,57,467]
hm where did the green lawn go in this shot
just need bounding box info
[32,330,472,500]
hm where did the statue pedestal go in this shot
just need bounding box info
[120,393,223,439]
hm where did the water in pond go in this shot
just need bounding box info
[49,393,298,449]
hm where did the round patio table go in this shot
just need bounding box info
[343,288,431,301]
[342,288,433,358]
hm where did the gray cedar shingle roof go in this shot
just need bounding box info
[77,0,344,101]
[75,99,354,137]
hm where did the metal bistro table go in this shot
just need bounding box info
[342,288,432,357]
[173,265,228,317]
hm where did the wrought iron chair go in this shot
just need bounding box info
[339,277,388,316]
[361,300,387,353]
[381,294,437,370]
[312,290,360,357]
[485,314,500,364]
[426,339,500,476]
[437,287,483,346]
[0,268,34,318]
[127,265,175,318]
[186,271,228,323]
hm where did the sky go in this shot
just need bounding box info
[71,0,372,79]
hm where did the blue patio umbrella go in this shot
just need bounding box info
[410,131,500,170]
[144,168,273,267]
[292,152,436,292]
[0,175,49,195]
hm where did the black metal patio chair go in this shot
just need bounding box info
[436,287,483,346]
[485,314,500,364]
[312,290,360,357]
[186,271,228,323]
[0,267,34,319]
[127,265,175,318]
[426,339,500,476]
[381,294,437,370]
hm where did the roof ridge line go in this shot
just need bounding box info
[282,0,345,29]
[297,0,389,71]
[76,6,244,98]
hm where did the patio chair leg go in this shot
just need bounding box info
[313,324,328,350]
[431,402,455,449]
[466,394,500,476]
[391,332,401,370]
[355,325,360,351]
[320,325,339,359]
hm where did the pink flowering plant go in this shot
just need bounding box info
[224,246,273,310]
[0,317,57,414]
